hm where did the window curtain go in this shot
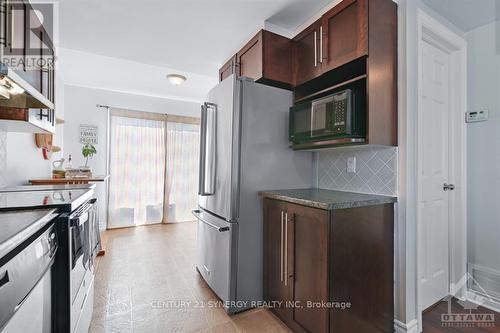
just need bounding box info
[107,109,200,228]
[164,121,200,222]
[108,111,166,228]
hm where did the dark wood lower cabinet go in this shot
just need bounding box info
[263,199,292,322]
[290,204,329,333]
[330,204,394,333]
[264,199,329,333]
[263,198,394,333]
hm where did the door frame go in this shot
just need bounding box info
[416,9,467,331]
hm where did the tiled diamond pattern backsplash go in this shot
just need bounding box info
[317,147,398,196]
[0,130,6,188]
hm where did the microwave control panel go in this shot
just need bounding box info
[331,90,351,134]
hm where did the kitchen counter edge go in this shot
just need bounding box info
[259,188,397,210]
[0,209,58,260]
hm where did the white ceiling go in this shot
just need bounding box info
[57,48,218,103]
[56,0,332,78]
[422,0,499,32]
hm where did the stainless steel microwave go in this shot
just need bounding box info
[289,89,365,149]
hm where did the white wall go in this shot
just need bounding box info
[63,84,200,171]
[466,20,500,272]
[1,70,65,187]
[4,132,54,185]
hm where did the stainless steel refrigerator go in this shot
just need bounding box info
[193,74,312,314]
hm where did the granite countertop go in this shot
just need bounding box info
[0,208,58,259]
[259,188,397,210]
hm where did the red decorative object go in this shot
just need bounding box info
[42,147,52,160]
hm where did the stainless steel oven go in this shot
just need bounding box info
[0,224,57,333]
[53,198,98,333]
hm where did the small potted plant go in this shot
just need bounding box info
[80,143,97,176]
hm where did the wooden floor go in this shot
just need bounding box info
[91,222,500,332]
[423,298,500,332]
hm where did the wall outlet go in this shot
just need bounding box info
[347,156,356,173]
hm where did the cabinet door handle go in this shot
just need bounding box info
[319,26,323,63]
[314,31,318,68]
[285,212,289,286]
[9,3,13,49]
[280,211,284,283]
[5,0,9,47]
[1,1,6,46]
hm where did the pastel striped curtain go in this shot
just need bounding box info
[107,108,200,228]
[164,122,200,222]
[108,114,166,228]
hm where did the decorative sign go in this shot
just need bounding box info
[79,125,98,145]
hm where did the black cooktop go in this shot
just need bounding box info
[0,187,94,213]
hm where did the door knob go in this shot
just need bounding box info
[443,183,455,191]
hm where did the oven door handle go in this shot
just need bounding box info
[70,199,97,227]
[71,212,89,227]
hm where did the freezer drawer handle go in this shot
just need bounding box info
[192,210,229,232]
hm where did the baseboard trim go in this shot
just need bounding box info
[466,290,500,313]
[394,319,419,333]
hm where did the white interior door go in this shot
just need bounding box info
[419,40,451,310]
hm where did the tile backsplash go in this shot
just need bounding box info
[0,130,6,187]
[317,146,398,196]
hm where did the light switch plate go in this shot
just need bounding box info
[347,156,356,173]
[466,110,489,123]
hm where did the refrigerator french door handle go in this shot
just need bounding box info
[198,104,208,195]
[202,102,217,196]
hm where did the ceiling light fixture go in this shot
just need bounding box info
[166,74,187,86]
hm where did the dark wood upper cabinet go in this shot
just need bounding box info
[293,0,397,147]
[321,0,368,72]
[219,55,236,82]
[217,0,397,147]
[292,20,322,86]
[365,0,398,146]
[0,1,56,134]
[237,32,262,81]
[219,30,292,89]
[0,0,55,95]
[1,1,26,74]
